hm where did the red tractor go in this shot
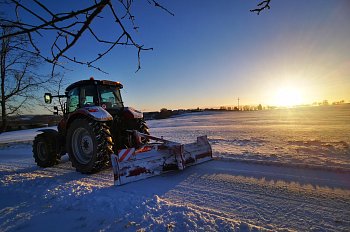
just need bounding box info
[33,78,149,173]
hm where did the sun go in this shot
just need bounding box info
[275,86,303,107]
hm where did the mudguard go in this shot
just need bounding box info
[123,107,143,119]
[69,106,113,122]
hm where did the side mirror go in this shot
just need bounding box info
[44,93,52,104]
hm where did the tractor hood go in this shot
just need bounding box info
[71,106,113,122]
[123,107,143,119]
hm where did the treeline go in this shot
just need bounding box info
[144,108,203,120]
[216,104,263,111]
[1,115,62,132]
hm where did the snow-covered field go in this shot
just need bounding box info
[149,105,350,171]
[1,105,349,231]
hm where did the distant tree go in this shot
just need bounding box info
[0,27,50,132]
[258,104,263,110]
[156,108,172,119]
[0,0,271,74]
[243,105,251,111]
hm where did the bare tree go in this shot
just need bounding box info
[41,72,67,115]
[0,27,50,132]
[0,0,173,73]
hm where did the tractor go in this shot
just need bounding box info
[33,78,149,173]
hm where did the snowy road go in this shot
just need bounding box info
[1,144,349,231]
[160,162,350,231]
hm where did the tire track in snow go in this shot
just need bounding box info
[160,162,350,231]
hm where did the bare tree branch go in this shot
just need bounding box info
[147,0,175,16]
[1,0,109,39]
[250,0,271,15]
[39,72,67,115]
[7,95,28,115]
[51,1,108,63]
[0,0,173,73]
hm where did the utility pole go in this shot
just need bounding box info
[237,97,240,111]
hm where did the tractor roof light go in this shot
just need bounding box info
[101,80,123,88]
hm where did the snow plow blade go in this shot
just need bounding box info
[111,132,212,186]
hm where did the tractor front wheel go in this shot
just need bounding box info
[33,133,60,167]
[66,118,113,173]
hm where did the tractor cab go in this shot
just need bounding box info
[65,78,124,115]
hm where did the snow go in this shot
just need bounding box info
[1,105,350,231]
[0,127,55,146]
[148,105,350,172]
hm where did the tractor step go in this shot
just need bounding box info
[111,131,212,186]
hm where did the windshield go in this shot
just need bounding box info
[99,85,123,109]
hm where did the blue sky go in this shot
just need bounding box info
[17,0,350,112]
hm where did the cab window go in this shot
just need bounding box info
[80,85,97,107]
[67,87,79,113]
[99,85,123,109]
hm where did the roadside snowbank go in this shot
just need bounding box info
[0,127,56,146]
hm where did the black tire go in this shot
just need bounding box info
[66,118,113,174]
[33,133,60,167]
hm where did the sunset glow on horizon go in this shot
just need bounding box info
[118,0,350,111]
[7,0,349,113]
[274,86,303,107]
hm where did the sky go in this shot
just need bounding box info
[6,0,350,112]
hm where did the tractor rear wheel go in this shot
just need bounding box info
[33,133,60,167]
[66,118,113,173]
